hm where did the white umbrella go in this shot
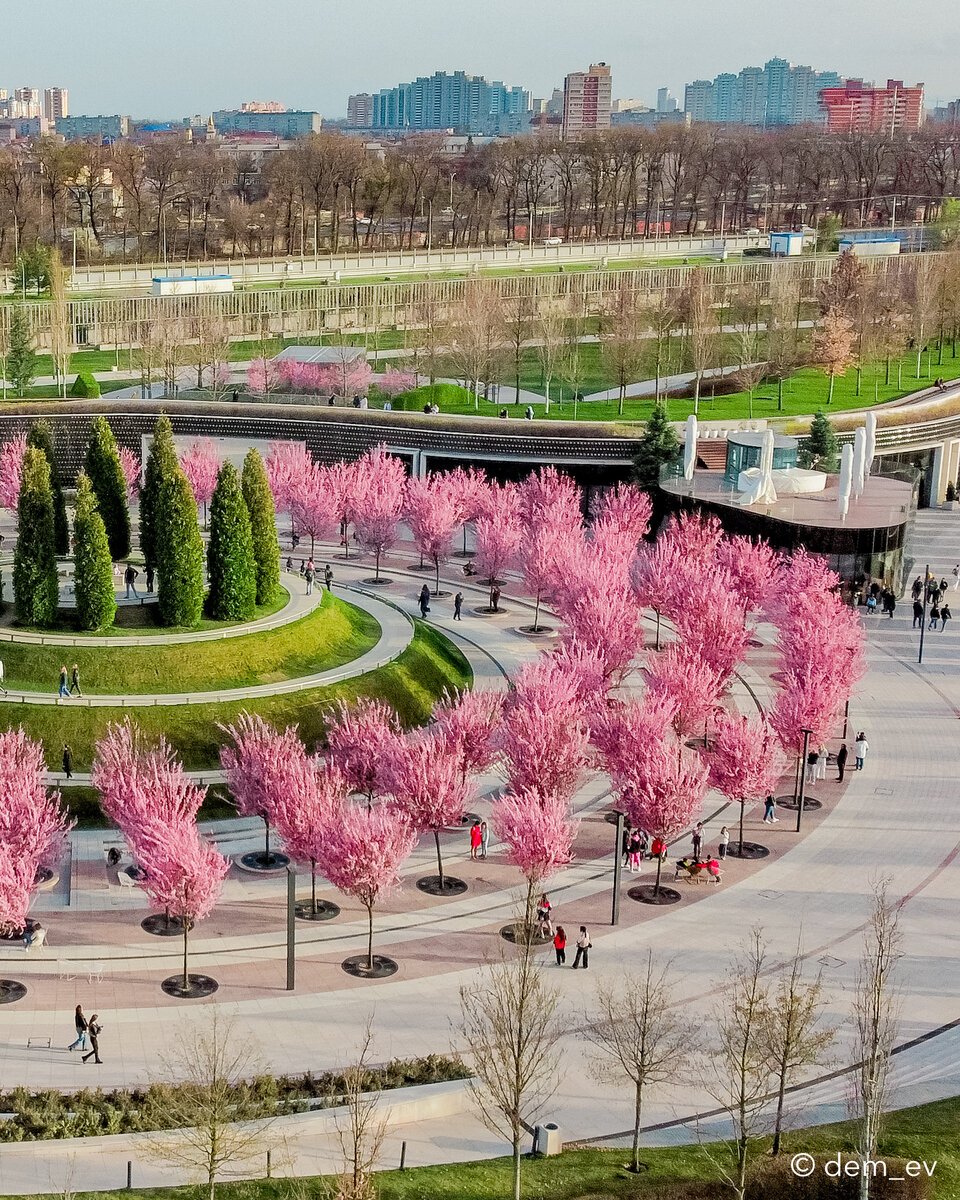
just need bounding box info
[864,412,877,476]
[838,443,853,519]
[683,415,698,481]
[760,428,775,482]
[852,428,866,499]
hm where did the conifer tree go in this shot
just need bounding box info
[84,416,130,560]
[241,449,280,606]
[13,447,58,627]
[157,466,205,627]
[207,462,256,621]
[27,419,69,555]
[141,414,178,569]
[799,411,840,472]
[73,471,116,631]
[633,403,680,491]
[7,306,36,396]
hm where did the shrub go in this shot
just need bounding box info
[27,419,69,555]
[13,447,59,627]
[70,372,101,398]
[400,382,475,411]
[241,449,281,606]
[157,467,205,627]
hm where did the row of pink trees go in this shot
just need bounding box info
[92,722,230,995]
[0,729,72,932]
[248,357,374,402]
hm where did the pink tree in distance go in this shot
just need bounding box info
[290,462,339,558]
[384,729,474,893]
[377,368,418,398]
[590,483,652,548]
[179,438,221,527]
[220,714,299,869]
[403,473,461,592]
[351,447,406,581]
[492,787,579,939]
[474,481,523,611]
[326,698,403,808]
[432,688,504,783]
[270,755,347,918]
[644,643,724,744]
[0,435,27,511]
[446,465,488,556]
[709,710,785,855]
[319,804,417,974]
[118,447,141,501]
[716,536,780,617]
[555,541,642,684]
[247,357,283,396]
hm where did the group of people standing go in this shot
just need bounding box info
[911,574,954,631]
[537,898,591,969]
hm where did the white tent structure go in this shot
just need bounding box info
[683,415,698,481]
[838,443,854,519]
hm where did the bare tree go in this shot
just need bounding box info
[760,939,836,1156]
[458,946,563,1200]
[681,267,717,416]
[534,302,566,414]
[48,247,71,398]
[142,1012,277,1200]
[704,929,771,1200]
[850,878,902,1200]
[601,284,645,416]
[331,1020,388,1200]
[765,273,803,410]
[583,951,696,1173]
[448,280,505,409]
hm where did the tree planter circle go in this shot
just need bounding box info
[416,874,468,896]
[459,811,483,828]
[628,884,682,905]
[776,794,823,811]
[236,851,291,873]
[499,923,553,945]
[472,605,509,617]
[141,914,186,937]
[0,980,27,1005]
[362,577,393,587]
[341,954,398,979]
[725,842,770,860]
[408,563,435,572]
[295,899,341,922]
[161,973,219,999]
[516,625,557,639]
[430,590,453,599]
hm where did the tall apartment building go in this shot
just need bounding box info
[372,71,529,135]
[683,57,843,125]
[347,93,375,128]
[818,79,924,133]
[656,88,679,113]
[562,63,612,139]
[43,87,68,121]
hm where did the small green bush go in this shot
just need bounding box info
[70,372,101,398]
[401,382,475,411]
[947,481,957,502]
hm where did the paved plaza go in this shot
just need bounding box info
[0,513,957,1194]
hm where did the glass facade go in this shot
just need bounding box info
[723,434,799,484]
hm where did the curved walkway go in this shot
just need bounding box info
[0,582,411,707]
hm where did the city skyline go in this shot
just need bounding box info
[1,0,958,118]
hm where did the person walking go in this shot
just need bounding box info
[123,564,139,599]
[815,745,828,781]
[691,821,703,860]
[324,564,333,591]
[145,564,155,593]
[913,599,924,628]
[0,658,6,696]
[69,664,82,697]
[68,1005,88,1052]
[491,585,501,613]
[81,1014,103,1064]
[855,732,869,771]
[469,821,482,860]
[304,563,315,595]
[479,820,489,859]
[941,603,952,631]
[763,794,779,823]
[553,926,567,966]
[886,592,896,619]
[836,743,848,781]
[58,666,70,698]
[62,744,73,780]
[418,585,431,619]
[572,926,591,970]
[718,826,729,859]
[912,576,923,601]
[929,603,941,631]
[453,591,463,620]
[627,828,643,873]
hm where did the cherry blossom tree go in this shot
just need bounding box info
[403,473,461,593]
[220,714,300,869]
[326,698,403,808]
[674,576,752,689]
[631,532,701,648]
[474,481,523,611]
[446,465,488,556]
[246,357,283,396]
[377,368,418,398]
[271,757,347,918]
[0,434,27,511]
[179,438,221,527]
[291,462,339,558]
[351,447,406,581]
[432,688,504,782]
[716,537,780,617]
[492,787,579,935]
[709,711,785,854]
[644,643,724,743]
[555,542,642,684]
[591,484,652,549]
[519,521,582,633]
[384,730,474,892]
[319,805,417,973]
[118,447,141,501]
[266,440,310,525]
[517,466,583,532]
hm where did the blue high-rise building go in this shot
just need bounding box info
[373,71,529,135]
[683,58,843,125]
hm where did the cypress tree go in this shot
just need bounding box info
[799,410,840,472]
[632,403,681,491]
[73,471,116,631]
[157,466,205,627]
[7,306,36,396]
[141,414,177,569]
[84,416,130,560]
[207,461,256,621]
[241,449,280,606]
[27,419,69,555]
[13,447,59,627]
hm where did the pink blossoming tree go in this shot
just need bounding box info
[403,473,462,592]
[377,368,418,398]
[492,787,579,937]
[179,438,221,527]
[351,447,406,581]
[0,435,27,511]
[326,698,403,808]
[474,481,523,611]
[709,711,785,854]
[431,688,504,782]
[118,447,141,501]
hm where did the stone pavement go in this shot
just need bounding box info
[2,521,960,1193]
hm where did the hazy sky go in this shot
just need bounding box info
[3,0,959,117]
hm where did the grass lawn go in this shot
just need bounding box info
[12,1094,957,1200]
[59,783,240,828]
[6,621,470,770]
[0,592,378,694]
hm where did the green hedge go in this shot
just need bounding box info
[399,382,475,411]
[70,372,101,398]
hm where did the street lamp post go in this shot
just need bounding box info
[611,811,625,926]
[795,727,813,834]
[919,561,930,664]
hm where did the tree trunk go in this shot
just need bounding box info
[512,1128,522,1200]
[366,901,374,971]
[771,1064,788,1155]
[533,590,542,632]
[182,919,190,991]
[264,813,271,866]
[828,374,835,404]
[434,828,445,889]
[654,854,663,898]
[310,857,317,916]
[632,1081,643,1172]
[739,800,746,856]
[434,555,441,596]
[375,547,381,581]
